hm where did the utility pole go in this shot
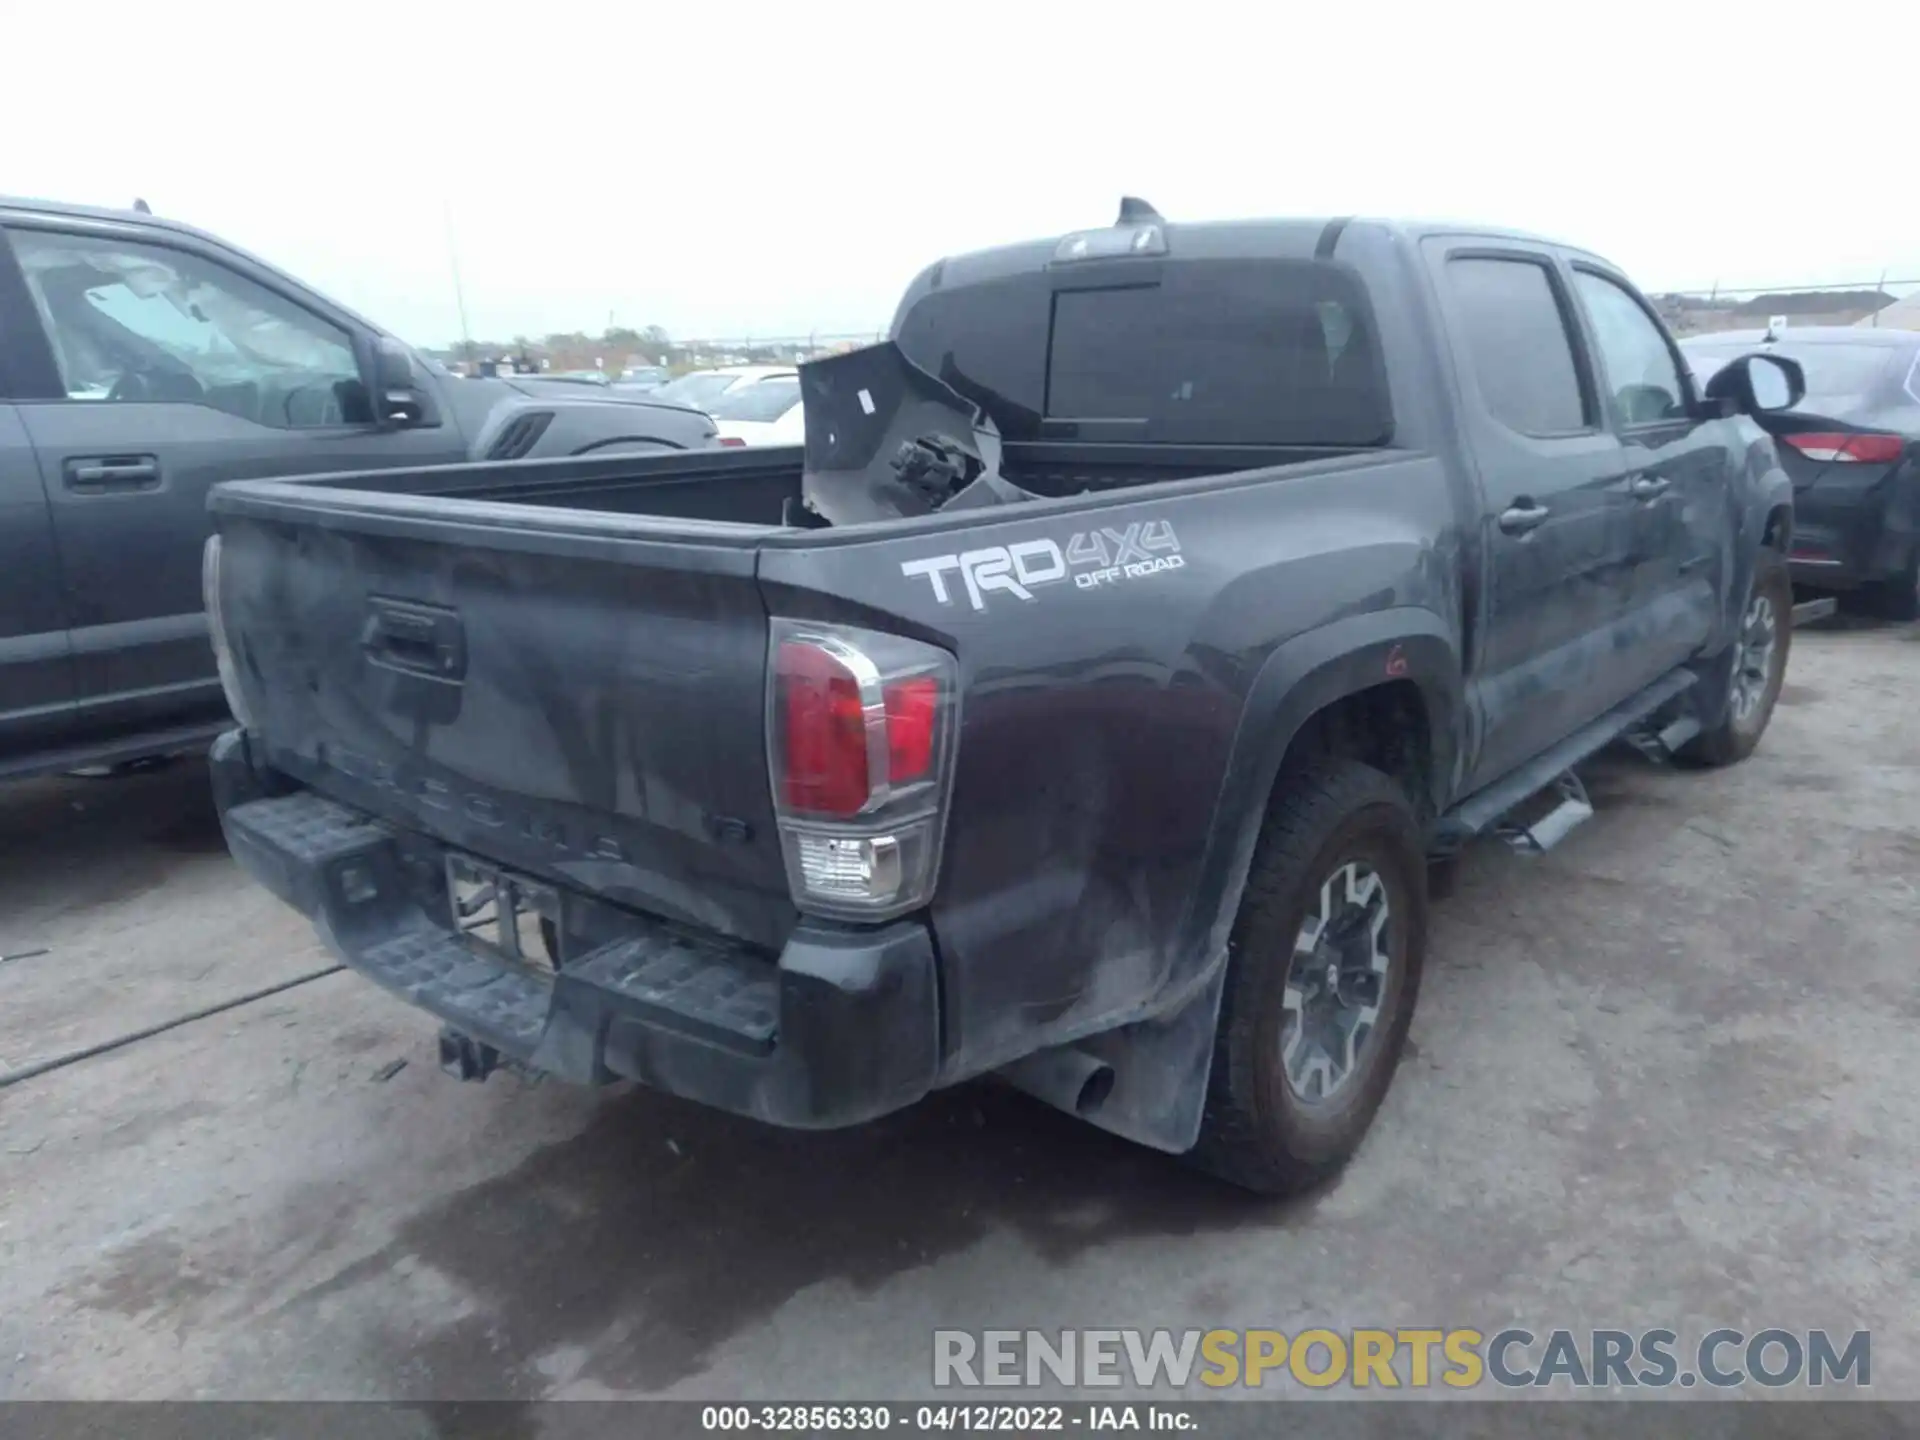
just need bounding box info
[443,200,475,363]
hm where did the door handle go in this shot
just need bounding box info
[1498,502,1550,536]
[64,456,160,493]
[1628,475,1671,500]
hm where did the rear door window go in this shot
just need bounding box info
[1444,257,1590,436]
[1043,261,1391,446]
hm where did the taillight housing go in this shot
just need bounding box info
[201,535,257,730]
[767,620,958,920]
[1781,431,1905,464]
[717,436,747,447]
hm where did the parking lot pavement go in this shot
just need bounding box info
[0,762,334,1080]
[1,623,1916,1403]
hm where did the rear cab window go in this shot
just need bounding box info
[894,254,1394,450]
[1044,262,1392,445]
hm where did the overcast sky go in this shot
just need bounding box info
[7,1,1910,348]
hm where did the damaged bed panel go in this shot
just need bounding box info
[796,341,1033,525]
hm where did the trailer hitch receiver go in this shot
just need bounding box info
[438,1026,503,1082]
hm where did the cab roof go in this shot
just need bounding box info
[918,211,1596,294]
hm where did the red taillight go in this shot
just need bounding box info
[774,636,948,820]
[768,622,957,918]
[777,640,871,818]
[1781,432,1905,464]
[718,436,747,447]
[884,677,938,782]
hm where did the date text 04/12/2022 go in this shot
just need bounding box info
[700,1403,1195,1431]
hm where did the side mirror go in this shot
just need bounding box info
[1704,352,1805,417]
[370,337,427,426]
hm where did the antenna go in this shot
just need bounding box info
[132,198,152,215]
[1116,196,1163,225]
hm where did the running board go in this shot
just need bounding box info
[1435,669,1697,848]
[1792,596,1838,627]
[1497,771,1593,855]
[1624,710,1702,764]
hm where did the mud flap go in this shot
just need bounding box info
[1063,962,1232,1155]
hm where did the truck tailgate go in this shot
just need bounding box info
[210,497,793,951]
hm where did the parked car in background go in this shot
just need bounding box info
[711,372,801,446]
[1682,327,1920,618]
[509,371,610,390]
[651,365,794,413]
[0,195,719,785]
[614,365,668,393]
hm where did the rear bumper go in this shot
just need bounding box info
[211,729,941,1128]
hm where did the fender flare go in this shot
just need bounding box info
[1076,608,1462,1156]
[1180,606,1462,966]
[1697,451,1793,718]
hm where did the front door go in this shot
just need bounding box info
[3,222,467,738]
[1567,265,1730,678]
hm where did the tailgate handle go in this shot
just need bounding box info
[362,597,467,681]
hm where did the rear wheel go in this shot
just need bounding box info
[1189,759,1427,1196]
[1683,549,1792,767]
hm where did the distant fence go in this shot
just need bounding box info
[1651,276,1919,335]
[667,331,888,365]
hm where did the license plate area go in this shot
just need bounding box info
[447,853,561,974]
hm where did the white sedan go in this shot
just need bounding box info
[651,365,793,414]
[710,373,803,446]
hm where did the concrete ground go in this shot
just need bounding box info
[1,621,1915,1403]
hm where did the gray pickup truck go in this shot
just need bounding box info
[0,196,717,783]
[206,202,1803,1193]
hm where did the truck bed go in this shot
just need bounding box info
[206,435,1372,956]
[258,439,1351,529]
[283,446,810,528]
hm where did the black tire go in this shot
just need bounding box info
[1189,759,1427,1196]
[1682,549,1792,768]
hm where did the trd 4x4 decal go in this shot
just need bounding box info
[901,521,1184,612]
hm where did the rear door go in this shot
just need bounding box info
[1566,264,1729,676]
[1424,242,1639,790]
[2,216,468,737]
